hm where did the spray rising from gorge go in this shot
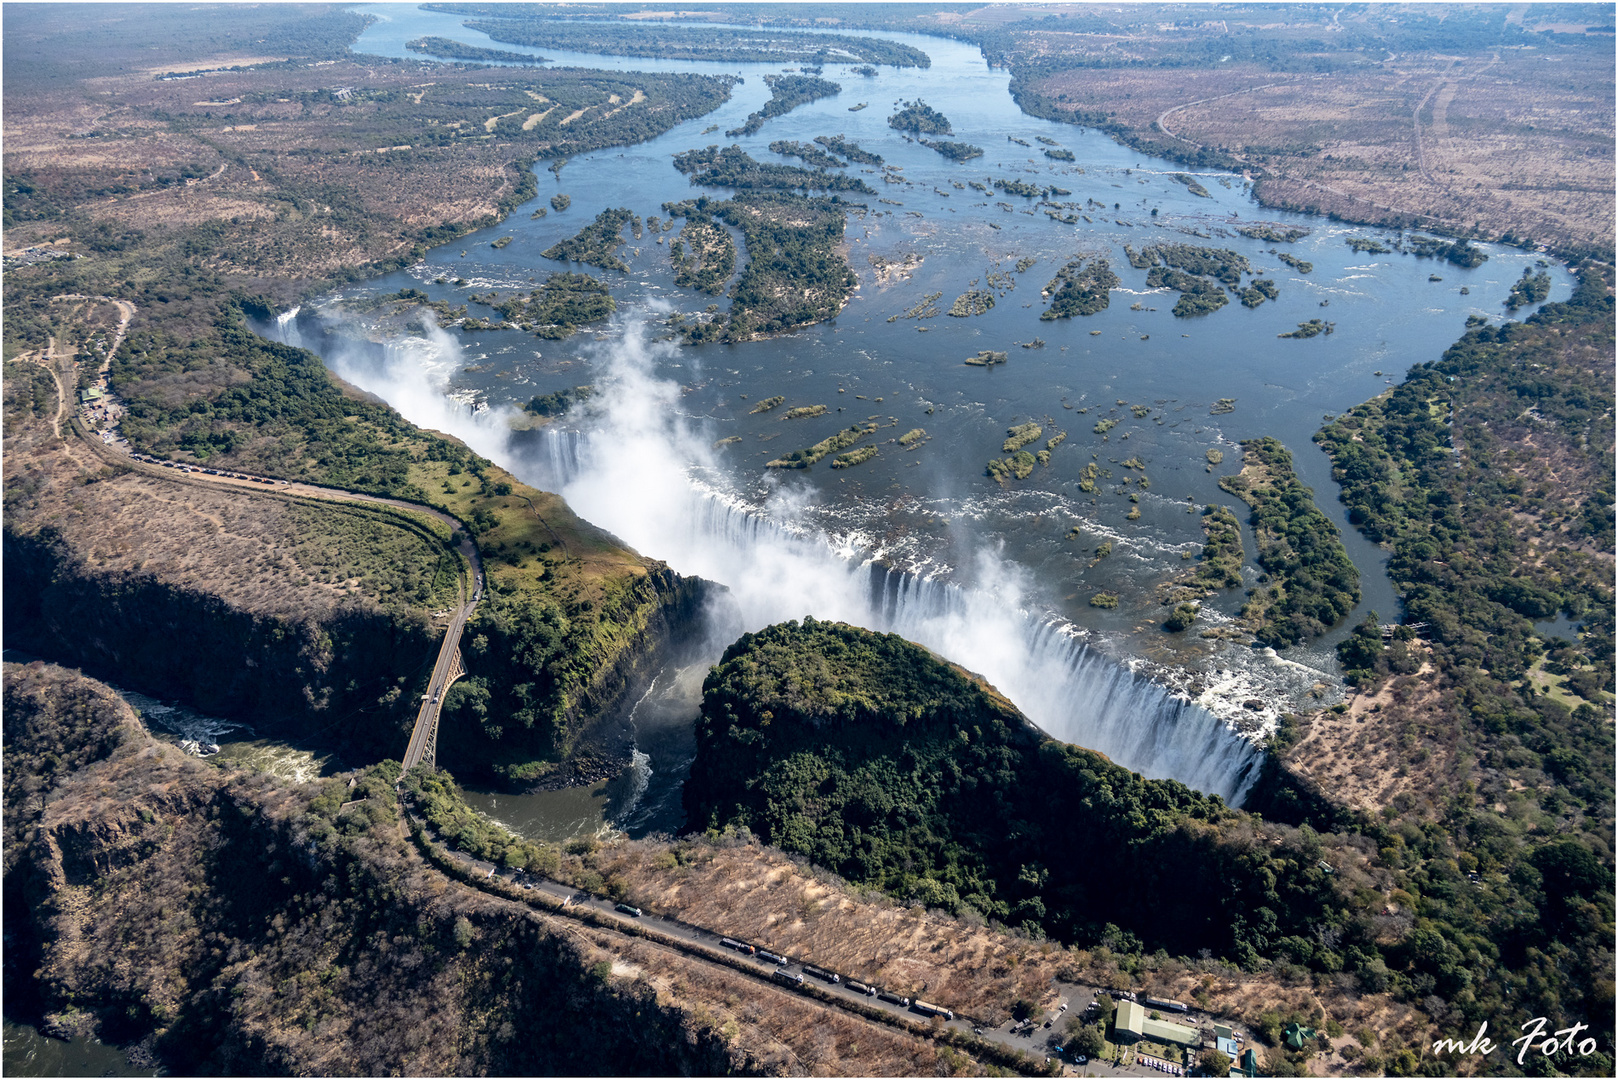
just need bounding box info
[267,308,1264,805]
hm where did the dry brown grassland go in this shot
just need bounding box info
[3,301,457,621]
[577,832,1442,1059]
[5,58,728,277]
[1283,660,1463,817]
[1019,30,1613,253]
[13,660,974,1077]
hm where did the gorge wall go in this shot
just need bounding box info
[2,661,748,1076]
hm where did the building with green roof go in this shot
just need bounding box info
[1115,1000,1199,1047]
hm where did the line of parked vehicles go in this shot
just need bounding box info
[717,937,954,1021]
[444,859,968,1028]
[128,453,284,485]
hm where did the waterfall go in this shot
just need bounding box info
[272,306,304,349]
[517,425,586,492]
[873,568,1263,801]
[264,307,1265,806]
[532,426,1263,805]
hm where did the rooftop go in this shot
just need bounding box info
[1116,1000,1199,1047]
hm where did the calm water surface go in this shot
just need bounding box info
[0,15,1577,1072]
[1,1019,155,1078]
[305,5,1572,833]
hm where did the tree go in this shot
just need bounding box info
[1067,1026,1105,1059]
[1199,1048,1232,1076]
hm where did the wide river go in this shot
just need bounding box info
[268,5,1570,833]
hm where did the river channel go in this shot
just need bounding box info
[267,5,1571,834]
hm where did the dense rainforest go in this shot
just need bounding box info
[688,608,1613,1076]
[686,620,1353,964]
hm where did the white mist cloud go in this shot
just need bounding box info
[550,320,1262,803]
[269,307,1262,803]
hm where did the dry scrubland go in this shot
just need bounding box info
[3,7,731,279]
[4,299,459,620]
[6,662,966,1077]
[828,2,1618,256]
[1283,661,1462,816]
[575,832,1443,1064]
[1289,302,1615,825]
[5,63,682,275]
[592,836,1060,1018]
[1035,47,1613,252]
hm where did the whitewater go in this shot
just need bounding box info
[272,308,1264,805]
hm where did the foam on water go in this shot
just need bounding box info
[268,307,1268,804]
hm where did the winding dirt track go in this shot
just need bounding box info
[31,294,484,771]
[18,299,1130,1075]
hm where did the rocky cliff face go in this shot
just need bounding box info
[4,662,747,1076]
[5,517,710,781]
[536,565,710,787]
[4,528,433,763]
[5,351,711,783]
[438,562,711,787]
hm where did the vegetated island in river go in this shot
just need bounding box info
[947,288,995,317]
[1041,256,1119,319]
[769,139,847,169]
[476,272,616,339]
[726,75,841,138]
[815,133,882,165]
[662,198,736,295]
[672,145,875,195]
[542,207,635,271]
[920,138,984,162]
[668,194,857,343]
[1157,505,1246,631]
[766,422,875,469]
[1124,241,1260,318]
[887,99,951,135]
[1170,171,1211,197]
[1239,224,1311,243]
[1279,318,1334,338]
[449,15,932,67]
[1506,267,1553,310]
[1218,436,1361,648]
[406,36,550,64]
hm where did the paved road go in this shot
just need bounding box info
[424,837,1201,1078]
[114,454,488,775]
[401,584,478,772]
[37,298,487,775]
